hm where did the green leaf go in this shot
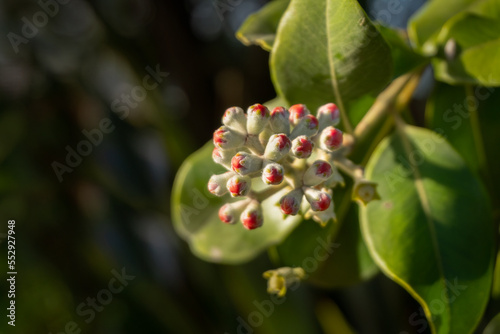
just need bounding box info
[270,0,393,113]
[171,141,302,264]
[236,0,290,51]
[409,0,500,85]
[408,0,475,55]
[360,125,494,334]
[425,83,480,174]
[376,25,428,78]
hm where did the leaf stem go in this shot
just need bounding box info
[353,70,422,144]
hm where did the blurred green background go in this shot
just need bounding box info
[2,0,492,333]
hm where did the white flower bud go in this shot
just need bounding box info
[303,160,333,186]
[264,134,291,161]
[240,200,263,230]
[304,187,331,211]
[319,126,343,152]
[270,106,290,135]
[208,171,235,196]
[213,126,246,150]
[222,106,247,134]
[290,115,319,139]
[247,103,270,135]
[317,103,340,131]
[231,151,263,175]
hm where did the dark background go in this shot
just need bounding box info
[1,0,482,333]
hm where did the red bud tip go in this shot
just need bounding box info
[320,127,343,151]
[241,211,263,230]
[318,103,340,124]
[262,163,284,185]
[213,127,227,147]
[304,115,319,130]
[291,136,313,158]
[289,104,310,125]
[218,204,234,224]
[271,106,287,117]
[227,175,251,197]
[279,189,303,215]
[231,153,245,173]
[315,161,332,177]
[248,103,269,118]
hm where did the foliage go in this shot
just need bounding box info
[172,0,500,333]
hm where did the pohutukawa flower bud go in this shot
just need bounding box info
[231,151,263,175]
[303,160,333,186]
[212,147,236,169]
[320,126,343,152]
[279,189,303,215]
[352,179,381,205]
[270,106,290,135]
[247,103,270,135]
[264,133,291,161]
[304,187,331,211]
[317,103,340,130]
[240,201,263,230]
[291,136,313,159]
[227,174,251,197]
[305,188,336,226]
[218,199,251,224]
[262,163,284,185]
[208,171,235,196]
[222,106,247,134]
[290,114,319,139]
[289,104,310,126]
[213,126,246,150]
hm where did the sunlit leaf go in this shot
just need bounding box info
[171,142,302,264]
[361,125,494,334]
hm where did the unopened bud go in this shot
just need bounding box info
[262,163,284,185]
[270,106,290,135]
[264,133,291,161]
[263,267,305,297]
[303,160,332,186]
[305,189,336,226]
[231,151,263,175]
[304,187,331,211]
[352,179,380,205]
[291,136,313,159]
[289,104,310,126]
[226,175,251,197]
[218,199,251,224]
[213,126,246,150]
[317,103,340,131]
[208,171,235,196]
[290,115,319,139]
[279,189,303,215]
[222,106,247,134]
[319,126,343,152]
[240,200,263,230]
[212,147,236,169]
[247,103,270,135]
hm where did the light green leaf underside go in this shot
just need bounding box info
[361,125,494,334]
[270,0,393,113]
[171,142,302,264]
[236,0,290,51]
[409,0,500,85]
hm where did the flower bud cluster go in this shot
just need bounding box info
[208,102,379,230]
